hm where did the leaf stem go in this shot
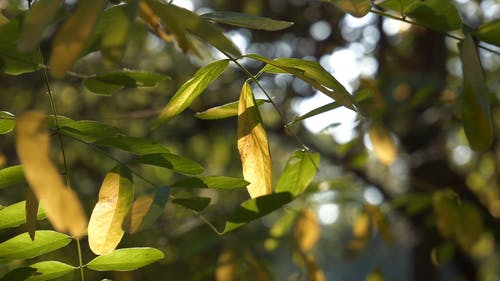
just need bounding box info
[76,238,85,281]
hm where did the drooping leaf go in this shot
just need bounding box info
[84,71,169,95]
[0,231,71,260]
[88,165,134,255]
[294,208,320,252]
[86,247,164,271]
[237,82,272,198]
[17,0,64,52]
[275,150,319,197]
[172,197,211,212]
[0,267,36,281]
[16,112,87,238]
[0,201,45,230]
[201,12,293,31]
[248,54,355,110]
[289,102,341,125]
[405,0,461,32]
[459,34,493,151]
[0,111,15,134]
[172,176,249,190]
[101,3,138,61]
[474,19,500,49]
[134,153,204,175]
[194,99,268,120]
[223,192,293,233]
[123,187,170,234]
[326,0,371,18]
[0,165,25,189]
[153,59,229,128]
[26,189,39,240]
[49,0,106,77]
[368,124,397,165]
[25,261,76,281]
[0,16,42,75]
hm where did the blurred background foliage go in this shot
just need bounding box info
[1,0,500,280]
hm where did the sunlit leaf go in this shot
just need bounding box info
[17,0,64,52]
[0,231,71,260]
[248,54,355,110]
[223,192,293,233]
[194,99,268,120]
[84,71,169,95]
[123,187,170,234]
[201,12,293,31]
[0,16,42,75]
[265,210,297,251]
[326,0,371,18]
[0,111,15,134]
[275,150,319,197]
[365,269,384,281]
[171,176,249,190]
[0,165,25,189]
[459,34,493,151]
[372,0,416,15]
[135,153,204,175]
[294,208,320,252]
[304,254,326,281]
[368,124,397,165]
[16,112,87,237]
[353,212,370,239]
[153,59,229,128]
[215,249,236,281]
[474,19,500,47]
[49,0,106,77]
[0,201,45,230]
[289,102,341,125]
[101,3,137,61]
[172,197,211,212]
[405,0,461,32]
[237,82,272,198]
[367,205,393,245]
[88,165,134,255]
[86,247,164,271]
[26,189,39,240]
[0,267,36,281]
[25,261,76,281]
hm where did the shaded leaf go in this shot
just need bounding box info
[0,165,25,189]
[101,3,137,61]
[16,112,87,237]
[195,99,268,120]
[0,267,36,281]
[405,0,461,32]
[134,153,204,175]
[201,12,293,31]
[49,0,106,77]
[223,192,293,233]
[371,0,416,15]
[59,120,123,143]
[94,136,170,155]
[237,82,272,198]
[215,249,236,281]
[0,231,71,260]
[88,165,134,255]
[459,34,493,151]
[172,176,249,190]
[86,247,164,271]
[303,254,326,281]
[368,124,397,165]
[433,190,460,239]
[0,111,15,134]
[123,187,170,234]
[153,59,229,128]
[326,0,371,18]
[275,150,319,197]
[26,189,39,241]
[474,19,500,47]
[26,261,76,281]
[265,210,297,251]
[294,208,320,252]
[172,197,211,212]
[84,71,168,95]
[0,201,45,230]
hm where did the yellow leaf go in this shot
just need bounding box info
[304,254,325,281]
[49,0,106,77]
[353,212,370,239]
[368,124,397,165]
[122,195,153,234]
[15,111,87,238]
[294,208,320,253]
[216,249,236,281]
[88,165,134,255]
[237,82,272,198]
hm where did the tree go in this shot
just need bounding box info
[0,0,499,280]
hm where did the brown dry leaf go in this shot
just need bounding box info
[368,124,397,165]
[237,82,272,198]
[15,111,87,238]
[294,208,320,253]
[49,0,106,77]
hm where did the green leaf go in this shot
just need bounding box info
[0,16,42,75]
[94,136,170,155]
[194,99,268,120]
[0,165,26,189]
[123,187,170,234]
[459,34,493,151]
[0,200,42,230]
[84,71,169,95]
[405,0,461,32]
[290,102,342,125]
[134,153,204,175]
[60,120,124,143]
[201,12,293,31]
[172,197,211,212]
[248,54,355,110]
[0,267,36,281]
[172,176,249,190]
[474,19,500,47]
[153,59,230,128]
[86,247,164,271]
[0,231,71,260]
[0,111,15,134]
[25,261,76,281]
[223,192,293,233]
[17,0,64,52]
[101,3,138,61]
[275,151,320,196]
[375,0,417,15]
[326,0,371,18]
